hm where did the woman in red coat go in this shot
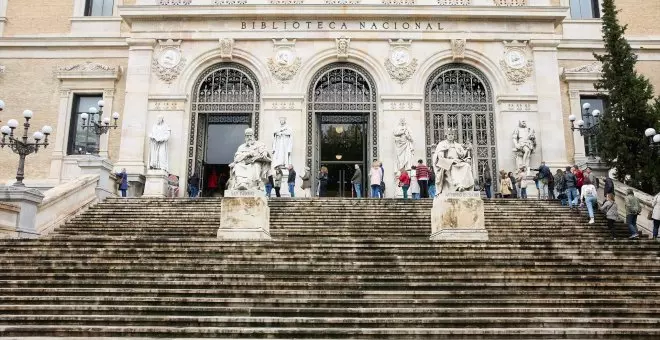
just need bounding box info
[207,168,219,196]
[398,168,411,199]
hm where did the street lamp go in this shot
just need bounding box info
[568,102,601,136]
[79,100,120,154]
[1,107,53,187]
[645,128,660,148]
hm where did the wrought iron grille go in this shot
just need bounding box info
[188,63,260,178]
[425,64,497,187]
[306,63,378,171]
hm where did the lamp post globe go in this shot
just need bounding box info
[654,134,660,144]
[592,109,600,117]
[645,128,657,137]
[569,114,576,122]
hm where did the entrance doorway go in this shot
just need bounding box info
[319,114,367,197]
[202,122,248,197]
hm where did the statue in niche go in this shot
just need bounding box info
[393,118,414,170]
[512,120,536,174]
[433,129,475,193]
[148,116,171,172]
[228,128,272,191]
[272,117,293,168]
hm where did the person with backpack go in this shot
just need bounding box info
[624,188,641,239]
[600,193,619,239]
[580,177,598,224]
[563,166,578,211]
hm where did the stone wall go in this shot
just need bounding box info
[4,0,74,36]
[617,0,660,36]
[0,58,128,185]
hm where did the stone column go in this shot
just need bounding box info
[0,186,45,238]
[116,38,156,178]
[530,40,568,168]
[78,156,116,201]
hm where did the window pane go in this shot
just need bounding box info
[570,0,599,19]
[580,97,606,157]
[68,95,102,155]
[86,0,114,16]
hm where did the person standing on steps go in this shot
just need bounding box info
[573,165,584,196]
[415,159,430,198]
[564,167,578,211]
[265,171,274,198]
[517,168,528,199]
[188,172,200,199]
[410,166,420,199]
[399,168,411,199]
[273,166,283,198]
[535,161,551,199]
[554,169,566,204]
[651,191,660,240]
[317,166,329,197]
[207,168,218,197]
[624,188,641,239]
[428,168,436,198]
[604,173,615,199]
[351,164,362,198]
[600,193,619,239]
[379,161,386,198]
[580,177,598,224]
[483,167,492,199]
[115,168,129,198]
[370,162,383,198]
[508,171,518,199]
[300,166,311,198]
[287,165,296,198]
[499,172,512,198]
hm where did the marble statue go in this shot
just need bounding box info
[512,120,536,173]
[393,118,414,170]
[433,129,475,193]
[228,128,272,191]
[272,117,293,168]
[148,116,171,172]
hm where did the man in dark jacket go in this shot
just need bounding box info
[536,161,552,199]
[287,165,297,197]
[188,173,200,198]
[604,174,615,197]
[351,164,362,198]
[563,166,578,210]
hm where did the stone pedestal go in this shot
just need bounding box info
[218,190,271,241]
[0,186,45,238]
[77,156,115,201]
[143,169,169,197]
[430,191,488,241]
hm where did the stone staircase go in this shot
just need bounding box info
[0,197,659,339]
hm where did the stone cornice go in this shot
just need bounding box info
[119,5,568,24]
[55,61,122,80]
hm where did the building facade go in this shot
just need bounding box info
[0,0,659,197]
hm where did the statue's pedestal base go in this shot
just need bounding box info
[430,192,488,241]
[143,169,169,198]
[218,190,271,241]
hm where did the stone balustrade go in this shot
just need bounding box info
[596,177,654,235]
[139,0,547,5]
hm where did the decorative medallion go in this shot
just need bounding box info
[336,36,350,60]
[267,38,302,83]
[219,38,235,59]
[500,40,534,85]
[452,39,466,60]
[385,39,418,84]
[151,39,186,84]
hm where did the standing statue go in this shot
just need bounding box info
[148,116,171,172]
[272,117,293,168]
[393,118,414,170]
[512,120,536,173]
[433,129,475,193]
[228,128,272,191]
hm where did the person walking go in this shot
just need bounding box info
[287,165,296,198]
[624,188,641,239]
[317,166,328,197]
[651,191,660,240]
[554,169,566,204]
[378,161,386,198]
[600,193,619,239]
[188,172,199,198]
[428,169,437,198]
[265,171,274,198]
[500,172,513,198]
[536,161,551,199]
[415,160,430,198]
[410,166,420,200]
[547,170,556,200]
[351,164,362,198]
[508,171,518,199]
[115,168,129,198]
[580,177,598,224]
[604,174,615,198]
[564,166,578,211]
[399,168,411,199]
[370,162,383,198]
[300,166,311,198]
[273,166,283,198]
[573,165,584,195]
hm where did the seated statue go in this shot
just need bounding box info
[433,129,475,193]
[228,128,272,191]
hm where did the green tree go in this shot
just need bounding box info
[594,0,660,193]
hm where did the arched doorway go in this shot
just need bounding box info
[187,62,260,196]
[424,64,497,187]
[307,63,377,197]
